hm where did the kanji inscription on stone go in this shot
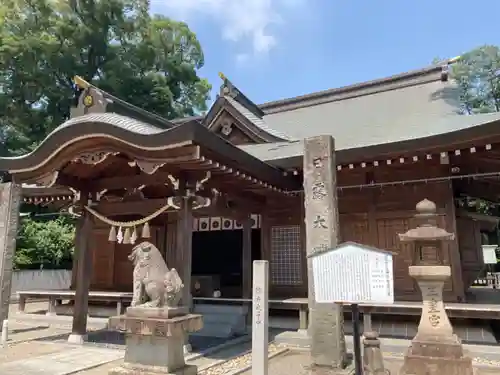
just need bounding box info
[303,135,347,370]
[312,181,327,200]
[313,215,327,229]
[252,260,269,375]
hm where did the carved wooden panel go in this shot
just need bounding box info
[90,229,115,289]
[222,126,256,145]
[211,112,256,145]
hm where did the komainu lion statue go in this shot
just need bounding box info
[128,241,184,308]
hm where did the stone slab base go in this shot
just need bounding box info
[306,363,354,375]
[67,333,87,344]
[126,307,189,319]
[274,330,310,348]
[108,364,197,375]
[400,354,474,375]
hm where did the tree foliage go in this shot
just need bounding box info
[0,0,211,156]
[450,45,500,114]
[15,216,76,270]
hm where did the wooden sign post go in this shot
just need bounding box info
[309,242,395,375]
[252,260,269,375]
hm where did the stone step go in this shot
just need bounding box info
[192,322,236,338]
[193,304,248,315]
[201,313,245,324]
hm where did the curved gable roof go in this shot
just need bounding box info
[0,113,298,190]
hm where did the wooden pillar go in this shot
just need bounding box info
[445,182,466,302]
[165,217,178,269]
[176,196,193,307]
[68,198,92,344]
[242,215,252,299]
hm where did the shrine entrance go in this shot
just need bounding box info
[191,223,261,298]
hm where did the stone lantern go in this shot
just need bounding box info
[398,199,473,375]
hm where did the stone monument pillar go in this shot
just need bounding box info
[303,135,347,372]
[0,183,21,330]
[108,241,203,375]
[398,199,473,375]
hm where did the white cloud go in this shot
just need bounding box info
[152,0,303,59]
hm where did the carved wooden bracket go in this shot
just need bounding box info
[69,187,81,202]
[195,171,211,192]
[166,174,180,190]
[220,122,233,136]
[166,194,213,211]
[129,160,165,175]
[74,151,117,165]
[35,171,59,188]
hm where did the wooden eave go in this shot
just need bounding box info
[0,114,300,193]
[22,185,74,205]
[204,97,286,143]
[268,118,500,170]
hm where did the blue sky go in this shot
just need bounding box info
[151,0,500,105]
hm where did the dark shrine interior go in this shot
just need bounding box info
[191,229,261,298]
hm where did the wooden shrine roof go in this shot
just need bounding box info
[239,112,500,168]
[0,113,300,194]
[197,60,500,168]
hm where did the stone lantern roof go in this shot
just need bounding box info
[398,199,455,243]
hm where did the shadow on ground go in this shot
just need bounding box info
[34,329,237,352]
[10,325,47,335]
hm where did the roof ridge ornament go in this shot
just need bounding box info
[218,72,239,99]
[70,76,108,118]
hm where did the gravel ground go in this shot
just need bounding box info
[197,343,284,375]
[238,351,500,375]
[33,328,232,351]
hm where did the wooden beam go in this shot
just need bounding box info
[91,171,177,191]
[242,215,252,299]
[454,179,500,203]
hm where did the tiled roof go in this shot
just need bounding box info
[225,97,294,141]
[240,112,500,163]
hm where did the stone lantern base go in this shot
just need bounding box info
[399,266,474,375]
[108,306,203,375]
[400,337,473,375]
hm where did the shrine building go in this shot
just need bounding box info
[5,60,500,341]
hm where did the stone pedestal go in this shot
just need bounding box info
[108,307,203,375]
[400,266,473,375]
[398,200,474,375]
[363,331,386,375]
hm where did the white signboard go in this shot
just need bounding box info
[311,242,394,304]
[482,245,498,265]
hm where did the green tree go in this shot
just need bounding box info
[0,0,211,156]
[450,45,500,114]
[15,216,76,270]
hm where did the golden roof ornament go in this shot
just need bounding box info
[73,75,90,89]
[83,94,93,107]
[218,72,227,81]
